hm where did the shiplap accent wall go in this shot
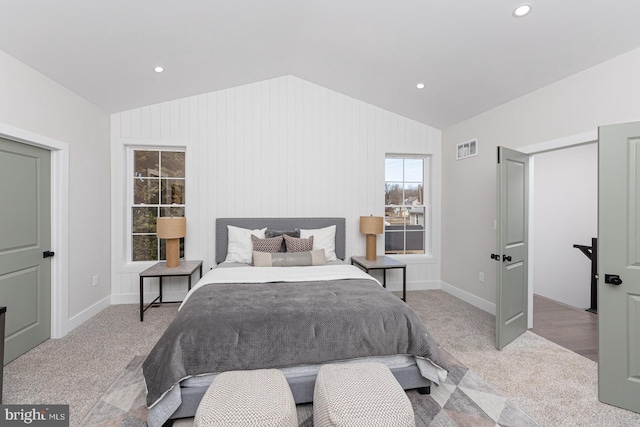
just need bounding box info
[111,75,442,303]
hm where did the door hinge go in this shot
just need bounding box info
[43,251,55,258]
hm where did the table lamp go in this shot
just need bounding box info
[156,217,186,268]
[360,215,384,261]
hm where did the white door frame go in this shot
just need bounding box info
[519,130,598,328]
[0,122,70,339]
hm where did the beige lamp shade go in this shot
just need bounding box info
[359,216,383,235]
[156,217,186,268]
[156,217,186,239]
[360,216,383,261]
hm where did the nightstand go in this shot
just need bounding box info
[139,260,203,321]
[351,256,407,302]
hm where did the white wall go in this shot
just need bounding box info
[533,143,597,308]
[441,46,640,309]
[111,75,442,303]
[0,50,111,333]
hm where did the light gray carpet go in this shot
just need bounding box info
[407,290,640,427]
[3,304,179,427]
[79,346,538,426]
[4,290,640,426]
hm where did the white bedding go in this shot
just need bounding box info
[180,264,382,309]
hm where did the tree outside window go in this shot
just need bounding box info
[131,149,185,261]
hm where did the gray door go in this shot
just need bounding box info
[598,122,640,412]
[496,147,529,350]
[0,137,51,364]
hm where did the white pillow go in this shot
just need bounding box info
[224,226,267,264]
[300,225,337,261]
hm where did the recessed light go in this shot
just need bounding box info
[512,3,532,17]
[416,83,425,89]
[154,66,164,73]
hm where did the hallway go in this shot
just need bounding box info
[530,294,598,362]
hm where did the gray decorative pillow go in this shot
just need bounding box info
[265,229,300,252]
[251,235,284,253]
[265,229,300,238]
[283,234,314,252]
[252,249,327,267]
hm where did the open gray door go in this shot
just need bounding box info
[495,147,529,350]
[598,122,640,413]
[0,137,51,364]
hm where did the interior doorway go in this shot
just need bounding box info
[527,141,598,361]
[0,123,70,340]
[532,142,597,309]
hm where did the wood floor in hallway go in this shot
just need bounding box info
[530,294,598,362]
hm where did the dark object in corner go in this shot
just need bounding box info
[417,386,430,395]
[573,237,597,314]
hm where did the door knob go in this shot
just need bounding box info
[605,274,622,286]
[503,255,512,262]
[490,254,500,261]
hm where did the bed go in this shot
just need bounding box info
[143,217,447,427]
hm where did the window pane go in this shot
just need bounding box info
[385,231,405,254]
[385,158,403,181]
[132,235,158,261]
[134,151,160,177]
[405,229,425,253]
[385,207,411,226]
[161,152,185,177]
[132,207,157,233]
[385,182,403,205]
[404,183,423,205]
[134,178,159,204]
[404,158,423,182]
[160,206,185,218]
[410,206,426,226]
[161,179,185,204]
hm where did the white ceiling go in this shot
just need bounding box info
[2,0,640,129]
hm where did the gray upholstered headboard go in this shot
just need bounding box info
[215,217,346,264]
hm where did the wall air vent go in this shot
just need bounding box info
[456,138,478,160]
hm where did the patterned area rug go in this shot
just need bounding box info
[79,350,539,426]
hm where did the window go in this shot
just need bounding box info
[130,149,186,262]
[384,156,429,255]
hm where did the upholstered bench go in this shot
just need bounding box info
[193,369,298,427]
[313,362,415,427]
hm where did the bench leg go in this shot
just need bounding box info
[417,386,430,395]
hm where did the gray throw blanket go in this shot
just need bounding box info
[143,278,445,406]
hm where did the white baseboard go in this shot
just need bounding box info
[385,280,441,292]
[111,291,188,305]
[440,281,496,315]
[66,295,111,333]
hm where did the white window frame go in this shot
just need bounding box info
[127,146,186,263]
[384,154,432,257]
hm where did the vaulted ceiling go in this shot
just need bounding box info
[2,0,640,128]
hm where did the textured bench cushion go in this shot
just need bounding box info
[194,369,298,427]
[313,362,415,427]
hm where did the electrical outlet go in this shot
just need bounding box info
[92,275,99,287]
[479,272,485,282]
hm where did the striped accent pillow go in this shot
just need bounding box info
[253,249,327,267]
[251,235,284,253]
[283,234,314,252]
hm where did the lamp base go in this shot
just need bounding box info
[365,234,377,261]
[166,238,181,268]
